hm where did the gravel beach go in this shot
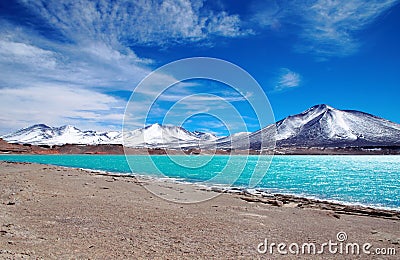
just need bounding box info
[0,161,399,259]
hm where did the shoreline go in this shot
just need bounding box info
[3,160,400,217]
[1,161,399,258]
[1,137,400,155]
[1,159,399,214]
[0,160,400,213]
[85,174,400,219]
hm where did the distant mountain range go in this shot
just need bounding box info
[1,123,218,148]
[3,104,400,149]
[2,124,122,146]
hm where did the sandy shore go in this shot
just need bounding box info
[0,161,399,259]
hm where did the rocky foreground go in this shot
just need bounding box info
[0,161,399,258]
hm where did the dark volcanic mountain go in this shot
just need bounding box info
[274,104,400,147]
[217,104,400,149]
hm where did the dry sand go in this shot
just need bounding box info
[0,161,399,259]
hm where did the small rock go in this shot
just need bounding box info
[391,240,399,245]
[7,241,15,245]
[333,214,341,219]
[211,187,223,192]
[6,201,15,206]
[371,230,378,234]
[261,193,274,198]
[273,200,284,207]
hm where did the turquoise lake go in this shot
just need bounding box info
[0,154,399,210]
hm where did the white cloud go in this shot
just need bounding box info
[274,68,301,91]
[250,1,282,30]
[206,12,252,37]
[0,28,151,91]
[0,40,57,69]
[0,85,125,134]
[252,0,399,57]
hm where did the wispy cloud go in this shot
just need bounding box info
[19,0,249,46]
[252,0,399,57]
[296,0,399,57]
[250,1,283,31]
[274,68,301,92]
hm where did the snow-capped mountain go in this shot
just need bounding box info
[192,131,218,141]
[3,105,400,149]
[225,104,400,149]
[274,104,400,147]
[1,124,122,145]
[1,123,217,148]
[123,123,214,148]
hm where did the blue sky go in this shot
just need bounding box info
[0,0,399,136]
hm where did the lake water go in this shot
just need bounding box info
[0,154,399,210]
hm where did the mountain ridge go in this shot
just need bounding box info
[3,104,400,149]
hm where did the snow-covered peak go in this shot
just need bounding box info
[144,123,161,130]
[307,104,334,112]
[56,125,82,134]
[274,104,400,147]
[22,124,52,131]
[58,125,80,131]
[123,123,203,147]
[192,131,218,141]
